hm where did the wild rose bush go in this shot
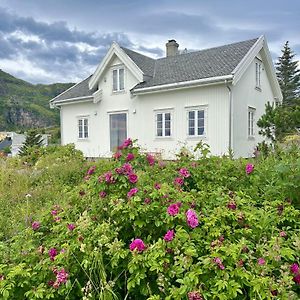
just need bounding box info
[0,140,299,299]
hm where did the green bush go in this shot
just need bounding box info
[0,140,299,299]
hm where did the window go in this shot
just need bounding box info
[255,61,261,88]
[112,68,125,92]
[187,108,206,136]
[248,107,255,137]
[78,118,89,139]
[109,113,127,151]
[155,111,172,137]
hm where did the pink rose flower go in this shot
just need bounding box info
[146,153,155,166]
[290,263,299,274]
[154,183,161,190]
[126,153,134,161]
[67,224,75,231]
[128,173,138,184]
[48,248,57,261]
[174,177,184,186]
[144,198,151,204]
[245,163,254,175]
[279,231,287,237]
[122,138,133,148]
[227,201,237,210]
[99,191,107,198]
[258,258,266,265]
[213,257,225,270]
[86,165,96,175]
[186,209,199,228]
[188,291,203,300]
[113,151,122,160]
[127,187,138,198]
[293,274,300,285]
[167,203,180,216]
[179,168,191,178]
[122,163,133,175]
[104,171,115,184]
[129,238,145,252]
[164,230,175,242]
[32,221,40,230]
[51,210,58,216]
[52,268,69,288]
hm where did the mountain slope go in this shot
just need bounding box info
[0,69,74,131]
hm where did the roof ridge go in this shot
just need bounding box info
[121,46,155,61]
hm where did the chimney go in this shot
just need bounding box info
[166,39,179,57]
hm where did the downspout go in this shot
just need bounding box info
[225,80,233,153]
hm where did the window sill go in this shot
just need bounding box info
[154,136,174,141]
[77,138,90,142]
[112,90,126,95]
[186,135,207,140]
[255,86,262,92]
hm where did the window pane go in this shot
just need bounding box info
[198,118,204,128]
[188,119,194,128]
[113,70,118,91]
[119,69,124,90]
[188,111,195,120]
[189,127,195,135]
[157,113,162,122]
[198,127,204,135]
[165,113,171,121]
[78,119,83,138]
[165,128,171,136]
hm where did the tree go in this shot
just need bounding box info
[19,129,43,156]
[276,41,300,105]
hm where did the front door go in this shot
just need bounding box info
[109,113,127,151]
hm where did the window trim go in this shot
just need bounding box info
[186,106,207,138]
[154,109,173,138]
[255,60,262,89]
[248,107,256,138]
[112,66,125,92]
[77,116,89,140]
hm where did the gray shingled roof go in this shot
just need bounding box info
[52,38,258,101]
[134,38,258,89]
[121,47,155,77]
[51,75,96,102]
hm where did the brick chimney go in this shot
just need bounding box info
[166,39,179,57]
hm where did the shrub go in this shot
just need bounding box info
[0,140,299,299]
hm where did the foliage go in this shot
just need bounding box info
[19,130,44,158]
[0,69,73,131]
[0,141,299,299]
[257,102,300,141]
[276,41,300,105]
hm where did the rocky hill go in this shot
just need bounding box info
[0,69,74,131]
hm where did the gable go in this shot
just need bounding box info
[89,42,144,90]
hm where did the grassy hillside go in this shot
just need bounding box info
[0,69,74,131]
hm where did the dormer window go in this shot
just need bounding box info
[255,61,261,89]
[113,67,125,92]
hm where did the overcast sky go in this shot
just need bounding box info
[0,0,299,84]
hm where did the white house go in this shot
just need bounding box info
[50,35,282,158]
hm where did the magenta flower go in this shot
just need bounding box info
[129,239,146,252]
[179,168,191,178]
[245,163,254,175]
[146,153,155,166]
[187,291,203,300]
[293,274,300,285]
[279,231,287,237]
[99,191,107,198]
[144,198,151,204]
[113,151,122,160]
[48,248,58,261]
[128,173,138,184]
[174,177,184,186]
[51,210,58,216]
[122,163,133,175]
[164,230,175,242]
[86,165,96,175]
[213,257,225,270]
[127,188,138,198]
[258,258,266,265]
[32,221,40,230]
[290,263,299,275]
[67,224,75,231]
[154,183,161,190]
[52,268,69,288]
[104,171,115,184]
[126,153,134,161]
[122,138,133,148]
[186,209,199,228]
[227,201,237,210]
[167,203,180,216]
[84,175,90,181]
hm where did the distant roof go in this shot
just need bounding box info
[51,37,258,101]
[51,75,96,102]
[0,138,12,150]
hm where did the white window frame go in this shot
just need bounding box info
[248,107,256,138]
[112,67,125,92]
[186,106,207,137]
[255,61,262,89]
[154,110,173,138]
[78,117,89,139]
